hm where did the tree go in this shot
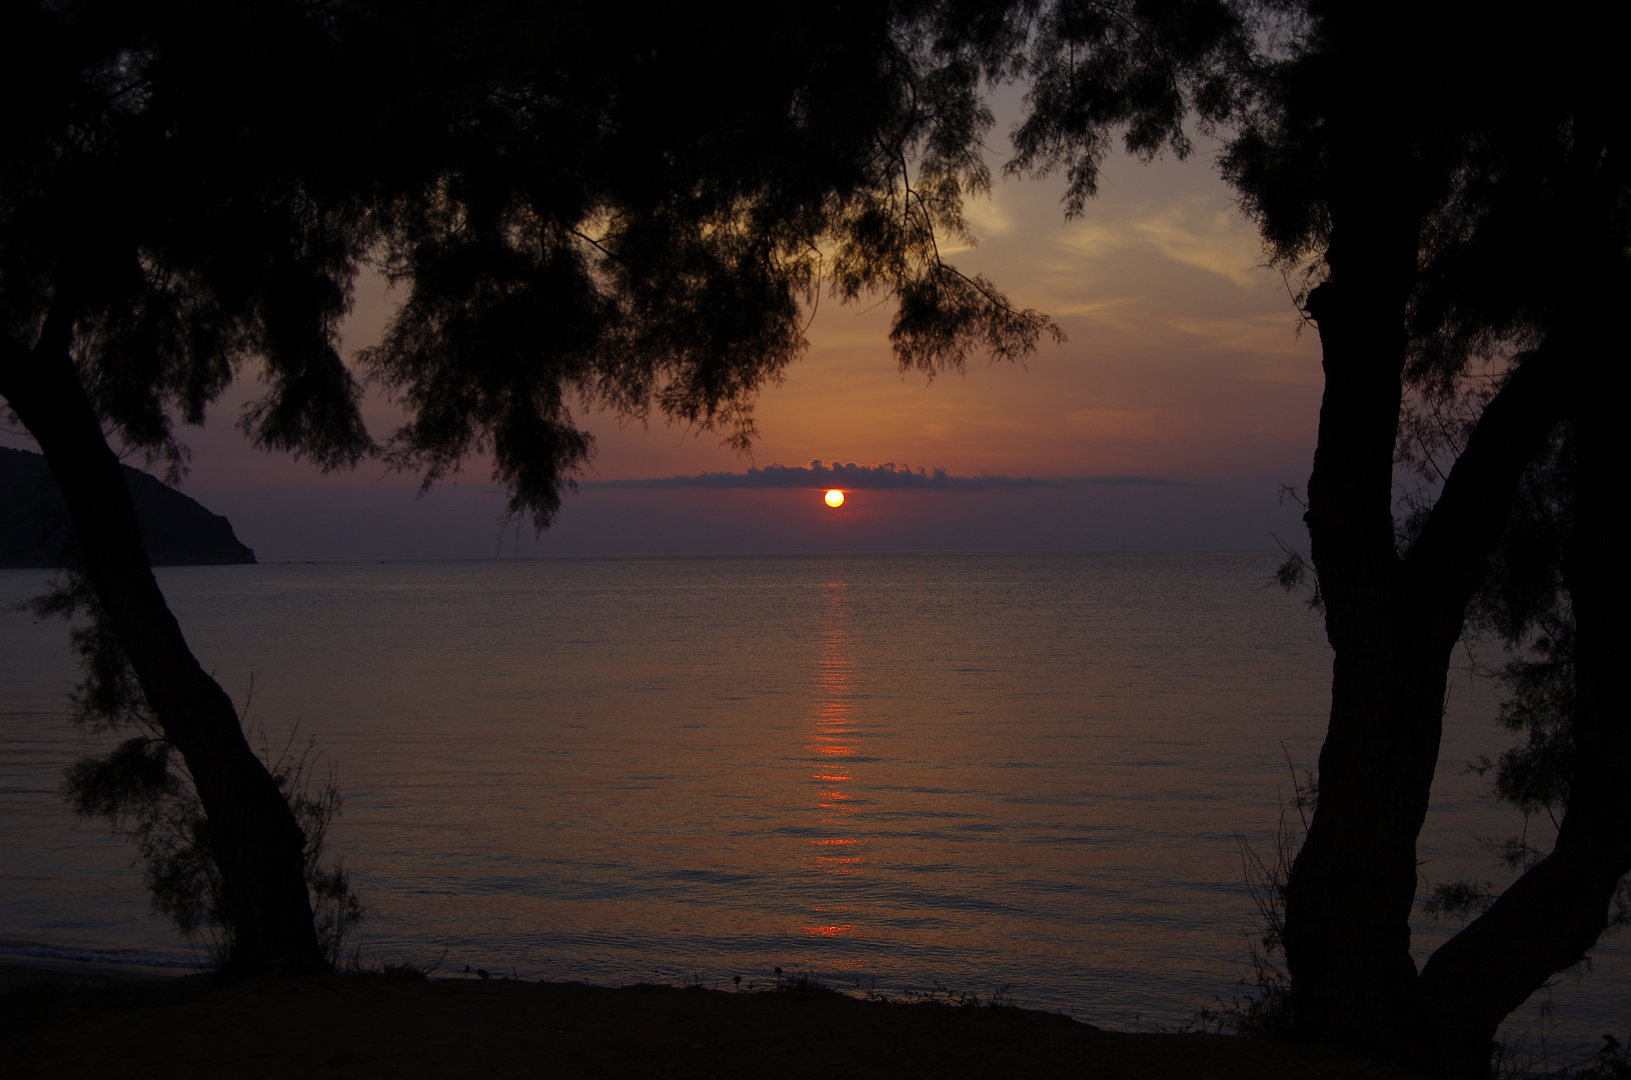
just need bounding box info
[999,0,1629,1073]
[0,0,1052,975]
[1227,7,1627,1075]
[9,5,1615,1061]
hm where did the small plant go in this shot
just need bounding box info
[1566,1034,1631,1080]
[1492,1027,1631,1080]
[772,965,830,993]
[897,980,1013,1010]
[378,949,445,981]
[1214,749,1314,1040]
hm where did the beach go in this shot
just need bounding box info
[0,958,1429,1078]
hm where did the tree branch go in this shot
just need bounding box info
[1402,334,1572,622]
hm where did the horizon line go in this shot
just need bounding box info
[582,460,1195,492]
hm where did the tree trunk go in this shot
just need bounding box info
[0,322,324,976]
[1286,206,1579,1070]
[1412,335,1630,1078]
[1284,252,1447,1059]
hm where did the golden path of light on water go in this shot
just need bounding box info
[802,577,864,947]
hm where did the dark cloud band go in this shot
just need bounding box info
[584,461,1192,491]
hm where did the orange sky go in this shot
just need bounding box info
[4,129,1324,557]
[612,143,1322,488]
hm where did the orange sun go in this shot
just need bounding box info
[823,489,845,508]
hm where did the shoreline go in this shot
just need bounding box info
[0,954,191,992]
[0,963,1431,1079]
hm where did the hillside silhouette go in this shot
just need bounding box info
[0,447,254,568]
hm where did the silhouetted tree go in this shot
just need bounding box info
[999,0,1628,1073]
[9,6,1615,1058]
[0,0,1053,975]
[1230,7,1625,1076]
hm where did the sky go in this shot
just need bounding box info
[4,115,1323,559]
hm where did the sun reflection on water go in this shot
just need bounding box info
[802,575,868,959]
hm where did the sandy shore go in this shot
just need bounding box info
[0,954,189,992]
[0,959,1428,1079]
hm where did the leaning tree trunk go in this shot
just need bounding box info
[0,318,323,976]
[1412,320,1631,1078]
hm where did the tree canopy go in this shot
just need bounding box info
[3,0,1057,521]
[0,0,1056,973]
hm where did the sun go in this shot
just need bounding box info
[823,489,845,508]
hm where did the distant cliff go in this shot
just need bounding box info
[0,447,256,567]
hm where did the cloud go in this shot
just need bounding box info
[960,194,1014,240]
[584,461,1192,490]
[1056,195,1266,288]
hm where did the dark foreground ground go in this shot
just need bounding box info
[0,961,1429,1079]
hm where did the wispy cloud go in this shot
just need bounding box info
[584,461,1192,490]
[1057,195,1266,288]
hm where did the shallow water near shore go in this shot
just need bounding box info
[1,551,1624,1052]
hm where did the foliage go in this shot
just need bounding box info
[1006,0,1249,216]
[17,569,362,968]
[1469,432,1579,826]
[1271,487,1322,611]
[1,0,1063,522]
[1218,754,1315,1040]
[1423,431,1629,941]
[1564,1035,1631,1080]
[0,0,1069,973]
[1492,1032,1631,1080]
[771,966,834,994]
[1480,631,1576,825]
[897,980,1012,1009]
[351,1,1064,530]
[1422,879,1498,926]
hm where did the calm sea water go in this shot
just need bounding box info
[1,552,1623,1047]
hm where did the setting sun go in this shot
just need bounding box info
[824,489,845,508]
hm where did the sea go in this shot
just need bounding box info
[1,552,1624,1057]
